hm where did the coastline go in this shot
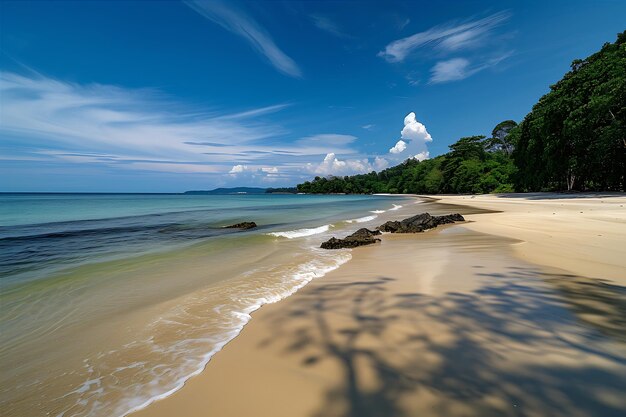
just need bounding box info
[133,192,626,417]
[1,194,410,417]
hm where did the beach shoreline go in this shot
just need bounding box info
[133,192,626,417]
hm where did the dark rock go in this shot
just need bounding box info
[224,221,257,230]
[349,227,382,238]
[377,213,464,233]
[321,228,381,249]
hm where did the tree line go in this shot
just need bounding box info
[297,31,625,194]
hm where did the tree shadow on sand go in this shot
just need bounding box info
[258,268,626,417]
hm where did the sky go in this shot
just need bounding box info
[1,0,624,192]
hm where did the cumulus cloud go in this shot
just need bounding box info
[305,111,433,177]
[228,164,282,182]
[384,112,432,162]
[401,112,432,143]
[308,153,374,177]
[373,156,389,170]
[229,164,248,174]
[414,151,430,161]
[389,140,407,154]
[184,0,301,78]
[230,164,279,174]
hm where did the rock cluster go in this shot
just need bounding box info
[224,221,257,230]
[377,213,464,233]
[320,228,381,249]
[321,213,464,249]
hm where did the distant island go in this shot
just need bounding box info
[184,187,298,195]
[184,187,267,195]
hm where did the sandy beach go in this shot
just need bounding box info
[134,193,626,417]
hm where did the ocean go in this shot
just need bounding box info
[0,193,409,417]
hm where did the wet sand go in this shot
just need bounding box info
[135,194,626,417]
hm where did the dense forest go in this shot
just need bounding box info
[297,32,625,194]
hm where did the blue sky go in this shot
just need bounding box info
[1,0,624,192]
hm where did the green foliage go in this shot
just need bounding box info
[265,187,298,194]
[486,120,518,155]
[514,31,625,191]
[296,135,516,195]
[297,32,624,194]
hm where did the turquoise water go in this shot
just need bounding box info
[0,193,410,417]
[0,193,403,287]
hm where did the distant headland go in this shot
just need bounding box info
[184,187,297,195]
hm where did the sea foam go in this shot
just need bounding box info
[268,224,331,239]
[346,215,378,223]
[116,251,351,417]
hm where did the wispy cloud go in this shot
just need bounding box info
[378,11,510,63]
[310,14,352,39]
[1,72,373,183]
[430,53,512,83]
[184,0,302,78]
[296,133,357,147]
[430,58,472,83]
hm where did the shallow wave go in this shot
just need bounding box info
[57,250,352,417]
[346,215,378,223]
[370,210,386,214]
[267,224,331,238]
[389,204,403,211]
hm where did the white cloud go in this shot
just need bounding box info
[415,151,429,161]
[401,112,432,143]
[378,11,510,63]
[129,162,222,174]
[229,164,248,174]
[1,72,366,183]
[309,153,373,176]
[229,164,278,175]
[389,140,407,154]
[430,53,512,84]
[373,156,389,170]
[310,15,352,39]
[184,0,301,78]
[2,73,437,187]
[296,133,357,147]
[306,111,433,178]
[430,58,471,83]
[0,72,288,165]
[384,112,433,162]
[228,164,282,182]
[361,124,375,130]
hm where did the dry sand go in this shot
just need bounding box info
[134,193,626,417]
[432,193,626,284]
